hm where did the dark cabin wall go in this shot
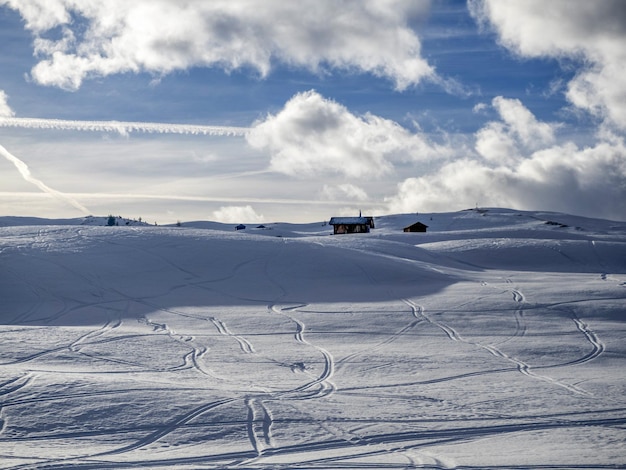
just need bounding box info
[333,223,369,234]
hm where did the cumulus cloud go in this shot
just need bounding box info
[212,205,264,224]
[387,96,626,221]
[388,140,626,221]
[247,90,448,178]
[491,97,556,147]
[475,97,557,165]
[470,0,626,129]
[3,0,434,91]
[0,91,14,117]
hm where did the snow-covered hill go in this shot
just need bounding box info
[0,208,624,469]
[0,214,153,228]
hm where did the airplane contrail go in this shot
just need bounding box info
[0,192,388,207]
[0,117,250,136]
[0,144,91,214]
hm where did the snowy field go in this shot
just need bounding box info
[1,208,625,469]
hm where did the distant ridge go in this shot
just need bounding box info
[0,214,151,227]
[1,208,625,234]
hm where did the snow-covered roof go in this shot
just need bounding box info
[329,217,369,225]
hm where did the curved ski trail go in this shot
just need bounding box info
[94,398,235,457]
[270,304,336,399]
[0,375,32,397]
[0,374,33,435]
[178,346,220,379]
[570,315,605,366]
[495,287,528,346]
[210,317,255,354]
[245,397,274,456]
[403,299,591,397]
[69,316,122,353]
[336,311,423,368]
[403,299,461,342]
[138,315,222,375]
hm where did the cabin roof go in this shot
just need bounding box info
[329,217,369,225]
[404,221,428,230]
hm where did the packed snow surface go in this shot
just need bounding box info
[1,208,625,469]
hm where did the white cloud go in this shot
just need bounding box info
[212,205,264,224]
[472,102,488,114]
[388,138,626,221]
[0,91,14,117]
[475,122,519,166]
[1,0,71,31]
[387,97,626,221]
[475,97,557,165]
[470,0,626,129]
[3,0,434,91]
[247,90,448,178]
[491,96,555,147]
[321,184,369,202]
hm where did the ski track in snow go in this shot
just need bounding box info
[0,375,32,437]
[270,304,337,400]
[403,294,594,397]
[484,282,608,373]
[69,316,123,354]
[245,397,274,456]
[87,398,236,459]
[334,299,424,371]
[403,298,461,342]
[569,312,606,366]
[209,317,255,354]
[0,375,32,398]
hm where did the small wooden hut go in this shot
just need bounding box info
[403,221,428,233]
[329,217,371,234]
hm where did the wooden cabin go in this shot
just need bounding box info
[329,217,371,234]
[403,221,428,233]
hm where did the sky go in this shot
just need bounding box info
[0,0,625,224]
